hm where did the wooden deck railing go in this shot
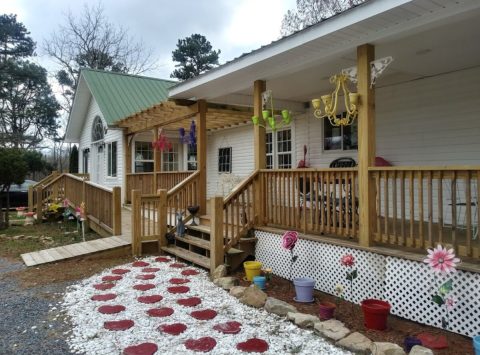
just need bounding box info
[260,168,359,239]
[370,167,480,258]
[35,173,121,235]
[223,170,257,252]
[166,171,200,228]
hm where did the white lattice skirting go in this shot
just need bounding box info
[255,230,480,338]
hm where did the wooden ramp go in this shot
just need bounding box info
[21,208,132,267]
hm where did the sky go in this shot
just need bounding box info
[0,0,297,79]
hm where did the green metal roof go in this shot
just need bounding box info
[81,68,176,124]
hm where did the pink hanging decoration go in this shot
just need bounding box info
[152,129,172,151]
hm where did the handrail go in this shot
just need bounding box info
[260,167,358,173]
[167,171,201,196]
[369,166,480,171]
[39,173,66,189]
[32,171,59,189]
[223,170,259,205]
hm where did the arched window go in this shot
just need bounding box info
[92,116,105,142]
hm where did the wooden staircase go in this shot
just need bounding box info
[161,214,256,271]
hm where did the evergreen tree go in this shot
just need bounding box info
[0,14,35,61]
[171,34,220,81]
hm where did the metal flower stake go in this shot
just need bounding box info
[282,231,299,281]
[340,253,357,311]
[423,244,460,330]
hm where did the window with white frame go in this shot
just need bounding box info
[162,143,179,171]
[266,128,292,169]
[134,141,154,172]
[218,147,232,173]
[107,141,117,177]
[323,118,358,151]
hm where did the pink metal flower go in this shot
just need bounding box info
[63,198,70,208]
[340,254,355,267]
[423,245,460,274]
[445,296,456,311]
[282,231,298,250]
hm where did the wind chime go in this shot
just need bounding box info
[179,120,197,148]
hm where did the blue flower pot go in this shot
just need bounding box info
[253,276,266,290]
[293,277,315,303]
[473,335,480,355]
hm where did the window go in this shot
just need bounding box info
[107,142,117,177]
[83,148,90,173]
[218,147,232,173]
[323,118,358,151]
[162,143,179,172]
[187,144,197,171]
[92,116,105,142]
[134,141,154,172]
[265,128,292,169]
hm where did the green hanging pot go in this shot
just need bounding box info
[262,110,270,120]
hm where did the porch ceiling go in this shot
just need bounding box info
[116,101,253,134]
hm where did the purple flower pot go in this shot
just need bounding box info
[293,277,315,303]
[319,301,336,320]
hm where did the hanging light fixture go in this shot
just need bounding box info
[311,73,358,126]
[251,90,292,131]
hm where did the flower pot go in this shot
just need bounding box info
[318,301,336,320]
[361,299,391,330]
[253,275,266,290]
[293,277,315,303]
[473,335,480,355]
[262,110,270,120]
[243,261,262,282]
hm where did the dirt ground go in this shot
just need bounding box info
[235,271,474,355]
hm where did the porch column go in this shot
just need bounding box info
[153,126,161,193]
[196,100,207,214]
[357,43,376,247]
[124,134,132,204]
[253,80,266,224]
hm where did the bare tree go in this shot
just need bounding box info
[281,0,366,37]
[43,3,156,111]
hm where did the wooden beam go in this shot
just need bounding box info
[157,189,168,250]
[197,100,208,214]
[153,127,160,192]
[357,44,376,247]
[131,189,141,256]
[112,186,122,235]
[210,196,225,273]
[253,80,266,224]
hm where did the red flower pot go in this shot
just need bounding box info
[361,299,391,330]
[318,301,336,320]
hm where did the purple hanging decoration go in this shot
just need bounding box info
[189,120,196,148]
[179,127,186,144]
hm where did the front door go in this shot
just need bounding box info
[96,144,104,184]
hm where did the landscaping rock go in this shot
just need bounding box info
[13,235,25,240]
[229,286,246,299]
[239,285,267,308]
[409,345,434,355]
[213,277,238,290]
[264,297,297,317]
[0,234,6,239]
[336,332,372,354]
[371,342,406,355]
[211,264,227,280]
[287,312,320,328]
[314,319,350,341]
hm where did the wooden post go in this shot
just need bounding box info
[153,127,160,193]
[157,189,168,250]
[124,134,132,204]
[210,196,224,274]
[196,100,208,214]
[112,186,122,235]
[253,80,266,224]
[131,189,142,256]
[357,44,376,247]
[28,186,34,212]
[35,187,43,223]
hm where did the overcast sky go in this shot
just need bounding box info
[1,0,297,79]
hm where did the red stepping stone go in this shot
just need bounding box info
[417,332,448,350]
[190,309,217,320]
[158,323,187,336]
[185,337,216,352]
[181,269,200,276]
[112,268,130,275]
[177,297,202,307]
[213,321,242,334]
[137,295,163,304]
[104,320,134,331]
[236,338,269,353]
[91,293,117,301]
[136,274,155,280]
[170,263,186,268]
[132,261,150,267]
[167,286,190,294]
[142,267,160,273]
[123,343,158,355]
[93,283,115,290]
[98,305,126,314]
[147,307,174,317]
[102,275,122,282]
[169,278,190,284]
[133,284,155,291]
[155,257,170,262]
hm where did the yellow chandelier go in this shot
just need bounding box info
[311,73,358,126]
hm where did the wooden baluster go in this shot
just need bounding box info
[418,171,424,248]
[451,171,457,252]
[375,172,381,242]
[309,171,314,233]
[345,171,350,237]
[210,196,224,274]
[427,171,433,248]
[236,195,240,238]
[384,171,389,243]
[339,171,344,237]
[332,172,337,235]
[326,171,331,234]
[476,170,480,257]
[409,171,414,247]
[465,171,472,256]
[302,171,307,233]
[112,186,121,235]
[392,171,397,244]
[319,172,324,234]
[132,190,141,256]
[352,171,357,239]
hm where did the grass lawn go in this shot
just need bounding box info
[0,220,102,259]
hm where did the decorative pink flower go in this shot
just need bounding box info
[282,231,298,250]
[445,296,456,311]
[63,198,70,207]
[340,254,355,267]
[423,245,460,274]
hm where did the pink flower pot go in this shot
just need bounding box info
[318,301,336,320]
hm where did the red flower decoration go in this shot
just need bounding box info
[282,231,298,250]
[340,254,355,267]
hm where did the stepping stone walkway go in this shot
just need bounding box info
[62,256,351,354]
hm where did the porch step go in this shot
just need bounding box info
[176,235,209,249]
[187,224,211,234]
[161,245,210,269]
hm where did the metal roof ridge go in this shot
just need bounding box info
[80,67,177,83]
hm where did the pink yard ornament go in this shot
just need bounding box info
[282,231,299,281]
[340,253,357,306]
[423,244,460,274]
